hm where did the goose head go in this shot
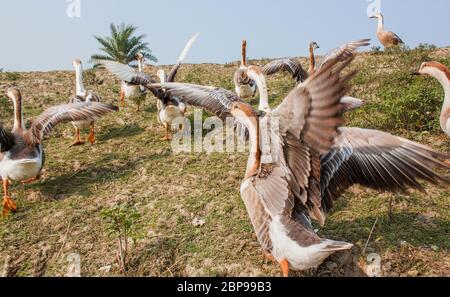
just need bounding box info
[310,41,320,50]
[72,59,82,69]
[369,12,383,19]
[136,52,145,63]
[417,61,450,81]
[6,87,21,102]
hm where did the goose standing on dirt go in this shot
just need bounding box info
[95,33,199,140]
[148,40,449,276]
[417,61,450,138]
[69,59,104,146]
[0,88,117,216]
[369,13,404,48]
[234,40,257,99]
[119,52,147,111]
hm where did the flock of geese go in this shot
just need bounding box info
[1,13,449,276]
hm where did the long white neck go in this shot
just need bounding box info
[158,71,166,83]
[138,59,144,73]
[430,69,450,108]
[248,67,270,112]
[377,16,384,32]
[74,63,85,96]
[12,96,24,130]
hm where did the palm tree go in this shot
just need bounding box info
[91,23,157,66]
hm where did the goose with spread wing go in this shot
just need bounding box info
[0,88,117,216]
[148,40,449,276]
[69,59,105,146]
[119,52,148,111]
[96,33,199,140]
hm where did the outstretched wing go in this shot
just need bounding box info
[0,123,15,152]
[320,127,450,212]
[270,40,368,225]
[317,39,371,71]
[150,82,245,120]
[262,58,308,83]
[167,32,200,82]
[26,102,118,145]
[95,59,164,100]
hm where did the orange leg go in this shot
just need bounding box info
[70,127,85,147]
[263,251,276,262]
[161,123,172,141]
[120,90,125,108]
[280,259,290,277]
[2,179,17,217]
[88,123,96,145]
[21,173,41,185]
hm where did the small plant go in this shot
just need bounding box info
[101,203,141,274]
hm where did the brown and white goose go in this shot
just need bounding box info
[69,59,103,146]
[370,13,404,48]
[120,52,147,111]
[417,61,450,138]
[234,40,257,99]
[0,88,117,216]
[147,40,449,276]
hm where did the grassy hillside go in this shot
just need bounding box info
[0,46,449,277]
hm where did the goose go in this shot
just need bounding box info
[369,13,404,48]
[308,41,320,75]
[94,33,199,140]
[119,52,147,111]
[0,88,117,216]
[263,40,369,112]
[416,61,450,138]
[234,40,257,99]
[69,59,104,146]
[147,40,450,276]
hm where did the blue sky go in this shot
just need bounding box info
[0,0,449,71]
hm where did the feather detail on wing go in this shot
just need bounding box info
[26,102,118,145]
[0,123,15,152]
[320,127,450,213]
[262,58,308,83]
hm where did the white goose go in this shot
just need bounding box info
[120,52,147,111]
[69,59,103,146]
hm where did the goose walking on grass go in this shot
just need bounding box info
[70,59,104,146]
[119,52,148,111]
[95,33,199,141]
[416,61,450,138]
[147,40,449,276]
[0,88,117,216]
[369,13,404,48]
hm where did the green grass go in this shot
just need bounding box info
[0,47,449,277]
